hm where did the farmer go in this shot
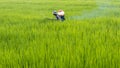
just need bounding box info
[53,10,65,21]
[58,10,65,21]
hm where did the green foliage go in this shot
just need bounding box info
[0,0,120,68]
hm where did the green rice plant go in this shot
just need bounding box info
[0,0,120,68]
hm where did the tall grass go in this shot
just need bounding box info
[0,0,120,68]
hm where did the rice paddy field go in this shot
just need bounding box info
[0,0,120,68]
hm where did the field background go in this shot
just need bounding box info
[0,0,120,68]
